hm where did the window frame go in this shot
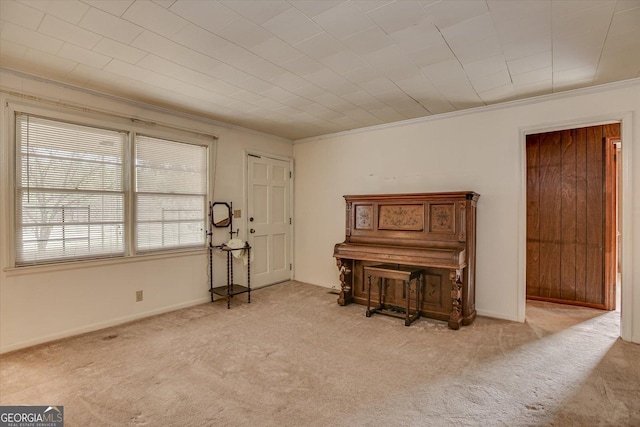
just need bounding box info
[6,99,215,269]
[133,132,210,254]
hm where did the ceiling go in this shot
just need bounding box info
[1,0,639,140]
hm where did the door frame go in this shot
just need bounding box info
[518,112,634,341]
[244,149,294,283]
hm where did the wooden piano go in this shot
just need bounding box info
[333,192,479,329]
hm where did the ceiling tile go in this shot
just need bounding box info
[357,77,401,95]
[270,71,309,91]
[552,2,615,39]
[294,32,344,60]
[342,26,395,56]
[441,13,497,45]
[39,15,102,50]
[79,7,143,44]
[232,76,271,93]
[463,55,508,78]
[553,31,606,71]
[388,22,443,55]
[511,66,552,85]
[353,1,395,14]
[23,47,76,74]
[58,43,111,68]
[313,1,374,39]
[342,66,386,84]
[244,59,288,82]
[552,0,616,17]
[609,5,640,36]
[469,68,512,93]
[93,37,146,64]
[320,50,368,74]
[263,7,323,45]
[260,85,297,102]
[82,0,134,17]
[507,51,552,75]
[250,37,303,64]
[415,96,456,115]
[122,0,189,38]
[207,63,253,86]
[420,58,468,84]
[310,91,344,107]
[1,21,63,54]
[19,0,88,25]
[449,34,503,65]
[137,54,185,78]
[478,83,516,103]
[289,0,345,18]
[494,11,551,43]
[411,42,457,67]
[513,79,552,97]
[152,0,175,7]
[553,65,597,85]
[132,30,188,60]
[280,55,325,77]
[502,34,552,61]
[220,0,291,25]
[168,0,240,32]
[423,0,489,29]
[0,39,28,60]
[0,1,43,30]
[215,17,274,49]
[488,0,551,21]
[366,0,426,33]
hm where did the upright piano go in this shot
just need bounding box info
[333,192,479,329]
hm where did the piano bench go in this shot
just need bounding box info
[364,264,424,327]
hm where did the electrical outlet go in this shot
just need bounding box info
[233,209,241,218]
[136,290,143,302]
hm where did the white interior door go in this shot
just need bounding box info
[247,155,291,287]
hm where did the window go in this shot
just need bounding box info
[14,112,211,266]
[15,114,126,265]
[135,135,207,252]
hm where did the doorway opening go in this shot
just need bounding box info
[525,123,620,312]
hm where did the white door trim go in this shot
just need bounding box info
[244,149,294,283]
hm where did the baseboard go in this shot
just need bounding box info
[475,309,521,323]
[0,297,211,354]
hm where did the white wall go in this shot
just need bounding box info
[293,80,640,344]
[0,70,293,353]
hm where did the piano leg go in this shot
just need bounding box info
[448,269,463,330]
[336,258,353,306]
[366,274,372,317]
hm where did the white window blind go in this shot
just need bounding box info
[15,114,126,265]
[135,135,207,252]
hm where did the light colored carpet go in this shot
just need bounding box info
[1,281,638,426]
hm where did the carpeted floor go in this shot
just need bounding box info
[1,280,639,426]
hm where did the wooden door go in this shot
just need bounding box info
[247,155,292,287]
[526,124,618,309]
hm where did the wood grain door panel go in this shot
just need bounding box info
[526,124,618,309]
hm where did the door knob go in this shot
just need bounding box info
[249,217,254,222]
[250,228,255,233]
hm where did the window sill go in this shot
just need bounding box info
[3,248,207,277]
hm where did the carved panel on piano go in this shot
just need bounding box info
[378,204,423,230]
[334,192,479,329]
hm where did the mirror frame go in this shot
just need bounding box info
[211,202,232,228]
